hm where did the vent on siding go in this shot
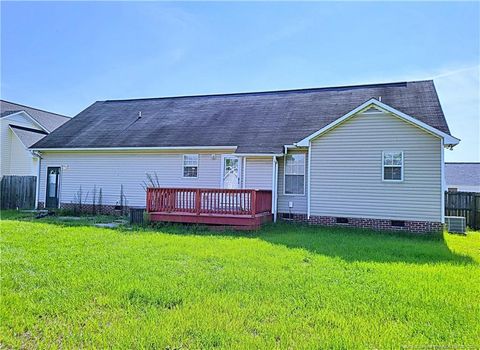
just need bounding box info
[336,217,349,224]
[391,220,405,227]
[281,213,293,221]
[445,216,466,234]
[362,107,383,114]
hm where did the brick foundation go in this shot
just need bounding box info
[279,213,443,234]
[37,202,129,216]
[62,203,129,215]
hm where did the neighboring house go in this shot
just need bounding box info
[31,80,459,233]
[1,100,70,177]
[445,163,480,192]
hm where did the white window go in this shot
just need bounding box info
[382,151,403,181]
[183,154,198,178]
[284,154,305,195]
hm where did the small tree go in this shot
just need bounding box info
[141,172,161,191]
[72,186,82,214]
[92,185,97,215]
[116,184,128,216]
[72,186,89,215]
[120,184,124,208]
[98,188,103,214]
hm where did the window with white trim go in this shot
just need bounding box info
[284,154,305,195]
[382,151,403,181]
[183,154,198,178]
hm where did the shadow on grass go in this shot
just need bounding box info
[1,210,475,265]
[256,223,476,265]
[148,221,476,265]
[0,210,121,227]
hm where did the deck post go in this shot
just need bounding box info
[251,190,257,217]
[146,188,150,212]
[195,189,201,215]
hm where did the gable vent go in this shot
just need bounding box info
[362,107,383,114]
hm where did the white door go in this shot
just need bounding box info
[222,156,241,189]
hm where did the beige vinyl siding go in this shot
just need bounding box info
[310,110,442,222]
[1,114,42,177]
[277,150,308,214]
[244,158,273,190]
[0,119,12,176]
[9,131,36,175]
[38,151,235,207]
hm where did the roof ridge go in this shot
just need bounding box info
[103,80,433,103]
[0,99,70,118]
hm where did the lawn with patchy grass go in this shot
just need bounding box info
[1,214,479,348]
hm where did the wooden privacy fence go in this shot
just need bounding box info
[0,176,37,210]
[445,191,480,230]
[147,188,272,217]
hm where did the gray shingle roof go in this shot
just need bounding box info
[1,110,22,118]
[0,100,70,132]
[445,163,480,187]
[10,125,48,148]
[32,80,451,153]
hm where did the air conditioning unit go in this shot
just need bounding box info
[445,216,466,234]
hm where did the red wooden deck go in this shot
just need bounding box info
[146,188,272,229]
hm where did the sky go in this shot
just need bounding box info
[1,1,479,162]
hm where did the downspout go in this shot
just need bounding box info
[441,139,445,224]
[307,141,312,219]
[271,156,278,222]
[32,151,43,209]
[275,157,279,222]
[242,157,247,188]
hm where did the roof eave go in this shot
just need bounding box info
[30,145,239,152]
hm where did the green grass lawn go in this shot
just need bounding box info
[1,212,479,349]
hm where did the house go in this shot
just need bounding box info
[1,100,70,177]
[31,80,459,232]
[445,163,480,192]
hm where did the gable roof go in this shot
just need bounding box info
[10,125,48,148]
[445,163,480,187]
[32,80,452,153]
[296,98,459,147]
[0,100,70,132]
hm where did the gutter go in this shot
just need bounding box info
[235,153,283,157]
[30,146,239,152]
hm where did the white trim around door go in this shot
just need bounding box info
[221,155,242,189]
